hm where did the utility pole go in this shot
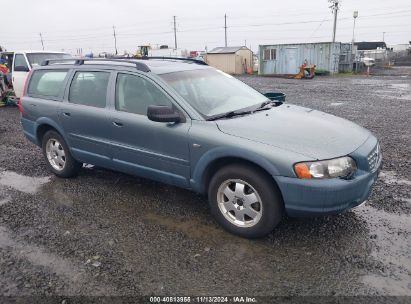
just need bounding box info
[329,0,340,43]
[224,14,228,47]
[173,16,178,50]
[113,26,118,55]
[352,11,359,73]
[352,11,358,44]
[382,32,386,42]
[39,33,44,50]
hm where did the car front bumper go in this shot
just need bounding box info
[275,136,382,217]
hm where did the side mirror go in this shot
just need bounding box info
[147,105,183,123]
[14,65,30,72]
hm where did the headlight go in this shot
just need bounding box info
[294,156,357,179]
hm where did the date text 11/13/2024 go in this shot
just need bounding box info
[149,296,257,303]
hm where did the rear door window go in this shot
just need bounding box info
[68,71,110,108]
[27,70,68,98]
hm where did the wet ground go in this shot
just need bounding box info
[0,68,410,298]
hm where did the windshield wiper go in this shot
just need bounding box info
[207,99,281,121]
[255,99,281,111]
[207,110,253,121]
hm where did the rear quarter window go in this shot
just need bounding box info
[27,70,68,98]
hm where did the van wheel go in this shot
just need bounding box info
[208,164,283,238]
[42,130,81,178]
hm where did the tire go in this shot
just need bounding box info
[41,130,81,178]
[208,164,283,238]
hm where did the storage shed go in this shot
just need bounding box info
[205,46,253,74]
[259,42,352,75]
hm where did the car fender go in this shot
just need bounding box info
[34,117,69,146]
[190,146,281,194]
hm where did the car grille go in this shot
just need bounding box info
[368,143,381,173]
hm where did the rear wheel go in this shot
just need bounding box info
[208,164,283,238]
[42,130,81,177]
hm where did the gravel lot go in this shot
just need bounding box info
[0,68,410,299]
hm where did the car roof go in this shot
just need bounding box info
[37,58,211,75]
[15,50,70,54]
[142,59,210,74]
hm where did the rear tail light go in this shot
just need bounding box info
[18,70,32,114]
[17,98,24,114]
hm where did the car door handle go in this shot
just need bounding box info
[62,112,71,117]
[112,121,123,127]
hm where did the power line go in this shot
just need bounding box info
[5,14,411,46]
[220,21,411,35]
[306,17,329,42]
[2,8,411,40]
[7,4,411,38]
[4,10,411,50]
[229,19,330,29]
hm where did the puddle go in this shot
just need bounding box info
[330,102,344,106]
[142,212,270,256]
[397,94,411,100]
[379,170,411,186]
[360,206,410,265]
[396,197,411,204]
[144,212,228,240]
[0,225,117,296]
[0,171,51,194]
[0,196,11,206]
[41,183,75,208]
[356,206,411,295]
[391,83,410,90]
[362,274,410,296]
[0,226,83,280]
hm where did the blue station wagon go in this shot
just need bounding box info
[19,58,382,238]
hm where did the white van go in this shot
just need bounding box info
[12,51,71,98]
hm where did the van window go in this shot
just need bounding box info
[115,73,172,115]
[14,54,29,70]
[69,71,110,108]
[26,53,71,67]
[27,70,68,98]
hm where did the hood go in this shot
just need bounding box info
[216,104,370,160]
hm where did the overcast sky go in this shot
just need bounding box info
[1,0,410,54]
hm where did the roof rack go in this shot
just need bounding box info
[40,58,151,72]
[142,56,208,66]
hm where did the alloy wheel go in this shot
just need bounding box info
[46,138,66,171]
[217,179,263,227]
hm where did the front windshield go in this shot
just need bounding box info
[160,69,268,118]
[26,53,72,67]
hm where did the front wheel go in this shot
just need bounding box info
[208,164,283,238]
[42,130,81,178]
